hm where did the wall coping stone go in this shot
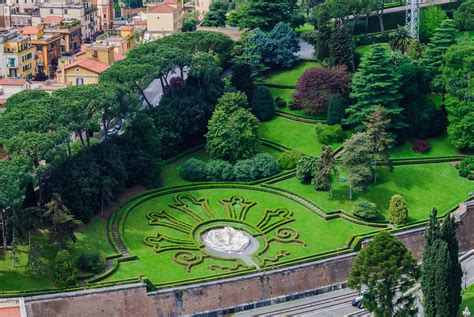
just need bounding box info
[24,283,147,302]
[148,252,357,295]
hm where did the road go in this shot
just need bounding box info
[238,249,474,317]
[142,67,188,107]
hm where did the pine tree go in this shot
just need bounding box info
[363,106,394,184]
[440,215,462,316]
[424,19,457,92]
[329,27,354,71]
[346,44,404,132]
[327,94,348,125]
[424,19,457,74]
[45,193,82,248]
[348,231,418,316]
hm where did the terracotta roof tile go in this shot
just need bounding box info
[43,16,64,24]
[148,4,176,13]
[118,25,134,31]
[65,58,110,73]
[21,26,39,35]
[0,78,27,86]
[114,52,126,61]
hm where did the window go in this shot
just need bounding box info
[103,14,106,18]
[76,78,84,85]
[64,9,68,14]
[50,9,53,14]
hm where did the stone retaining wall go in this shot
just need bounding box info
[24,204,474,317]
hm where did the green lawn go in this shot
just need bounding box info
[296,23,314,34]
[268,87,324,119]
[391,134,462,159]
[0,217,114,292]
[272,163,474,222]
[107,187,376,286]
[355,43,391,58]
[459,284,474,316]
[259,116,343,156]
[263,61,320,87]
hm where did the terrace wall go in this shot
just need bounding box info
[24,204,474,317]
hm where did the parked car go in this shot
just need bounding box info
[352,290,367,309]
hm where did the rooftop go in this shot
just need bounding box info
[65,58,110,73]
[148,4,176,13]
[43,16,65,24]
[0,78,28,86]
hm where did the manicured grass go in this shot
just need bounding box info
[273,163,474,222]
[259,116,343,157]
[390,134,462,159]
[0,217,114,292]
[296,23,314,34]
[459,284,474,316]
[263,61,320,87]
[107,187,375,286]
[355,43,391,58]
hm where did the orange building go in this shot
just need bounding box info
[91,0,114,31]
[42,17,82,56]
[22,25,62,78]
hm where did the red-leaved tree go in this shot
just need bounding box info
[293,66,351,115]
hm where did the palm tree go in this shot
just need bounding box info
[390,26,412,54]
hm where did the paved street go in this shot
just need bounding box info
[142,67,188,106]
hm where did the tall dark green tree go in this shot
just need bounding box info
[421,209,462,317]
[346,44,404,132]
[424,19,457,92]
[349,231,419,316]
[329,26,354,71]
[440,215,462,316]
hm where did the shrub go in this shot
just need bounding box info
[296,155,318,183]
[412,139,430,153]
[293,66,351,115]
[250,86,275,121]
[180,158,208,181]
[389,194,408,225]
[274,97,287,108]
[253,153,279,178]
[77,252,105,274]
[353,201,380,220]
[315,123,345,145]
[206,160,234,181]
[278,150,302,170]
[53,250,77,288]
[458,158,474,178]
[233,159,258,182]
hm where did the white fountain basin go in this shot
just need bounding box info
[203,227,250,253]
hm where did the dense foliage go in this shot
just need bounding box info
[206,92,260,163]
[454,0,474,31]
[352,201,380,220]
[388,194,408,225]
[293,66,351,115]
[250,86,275,121]
[348,231,418,316]
[296,156,318,184]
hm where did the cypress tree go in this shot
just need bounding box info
[441,215,462,316]
[327,94,348,125]
[421,208,440,317]
[345,44,404,132]
[433,240,452,317]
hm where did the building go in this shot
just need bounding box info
[43,17,82,55]
[145,0,182,39]
[99,25,137,55]
[22,25,62,78]
[39,0,99,42]
[194,0,210,20]
[0,32,36,79]
[56,43,118,85]
[91,0,113,31]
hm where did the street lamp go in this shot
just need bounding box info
[463,307,471,317]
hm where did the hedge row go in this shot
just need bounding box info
[275,111,327,124]
[392,156,469,166]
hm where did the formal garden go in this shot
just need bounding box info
[0,4,473,317]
